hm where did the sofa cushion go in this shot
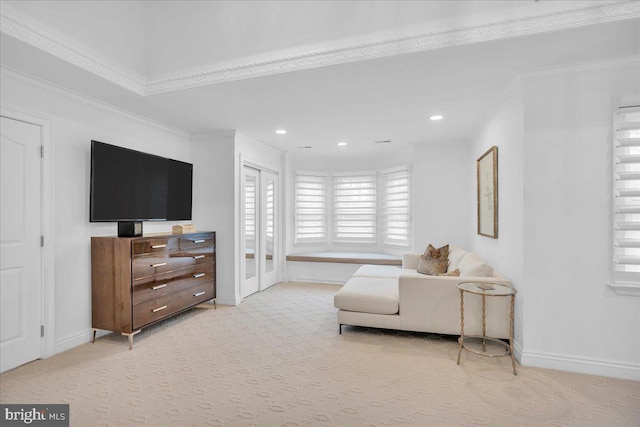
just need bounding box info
[439,268,460,277]
[334,277,399,315]
[458,252,494,277]
[352,265,402,279]
[447,245,467,272]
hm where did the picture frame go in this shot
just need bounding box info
[477,146,498,238]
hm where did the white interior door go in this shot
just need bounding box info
[260,171,278,290]
[1,116,42,373]
[242,166,260,298]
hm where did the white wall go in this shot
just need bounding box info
[471,59,640,380]
[192,131,237,306]
[470,83,525,353]
[286,142,471,282]
[1,70,192,353]
[520,63,640,379]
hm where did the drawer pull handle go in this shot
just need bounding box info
[150,262,167,268]
[151,244,167,249]
[152,284,167,290]
[193,273,206,279]
[192,255,205,260]
[152,305,168,313]
[193,239,205,244]
[193,291,206,297]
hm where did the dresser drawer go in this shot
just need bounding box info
[132,250,212,280]
[179,234,214,251]
[133,282,215,329]
[132,237,179,256]
[133,263,214,305]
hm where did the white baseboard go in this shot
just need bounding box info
[55,329,110,355]
[512,340,523,363]
[216,296,240,306]
[520,349,640,381]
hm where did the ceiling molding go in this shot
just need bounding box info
[0,65,190,139]
[144,2,640,95]
[0,4,146,95]
[2,2,638,96]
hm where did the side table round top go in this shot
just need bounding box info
[456,281,516,297]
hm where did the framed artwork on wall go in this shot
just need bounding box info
[477,146,498,238]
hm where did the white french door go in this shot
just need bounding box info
[241,165,279,299]
[260,170,279,290]
[242,167,260,298]
[0,116,42,373]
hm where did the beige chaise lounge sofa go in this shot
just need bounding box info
[334,245,513,338]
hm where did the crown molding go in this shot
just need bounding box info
[0,65,190,139]
[2,2,638,96]
[472,54,640,144]
[144,2,640,95]
[0,3,146,95]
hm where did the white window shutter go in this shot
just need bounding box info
[332,173,377,243]
[381,167,411,247]
[613,106,640,283]
[295,173,328,243]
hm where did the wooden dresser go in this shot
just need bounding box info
[91,231,216,348]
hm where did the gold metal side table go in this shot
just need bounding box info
[456,281,517,375]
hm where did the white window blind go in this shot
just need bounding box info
[381,168,411,247]
[265,179,274,250]
[613,106,640,283]
[244,178,256,242]
[332,173,377,243]
[294,173,328,243]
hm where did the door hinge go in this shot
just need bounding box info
[41,325,44,337]
[41,236,44,247]
[40,146,44,157]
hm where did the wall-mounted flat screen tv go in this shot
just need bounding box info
[90,140,193,223]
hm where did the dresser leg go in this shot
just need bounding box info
[91,328,98,343]
[213,299,217,310]
[121,330,141,350]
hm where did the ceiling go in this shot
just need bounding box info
[1,1,639,156]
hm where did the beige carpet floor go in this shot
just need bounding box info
[1,282,638,426]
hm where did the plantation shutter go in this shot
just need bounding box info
[244,177,256,243]
[332,173,377,243]
[381,167,411,247]
[613,106,640,283]
[294,172,328,243]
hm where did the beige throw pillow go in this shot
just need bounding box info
[425,244,449,260]
[417,243,450,275]
[417,255,448,275]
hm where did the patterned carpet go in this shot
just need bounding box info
[1,282,639,426]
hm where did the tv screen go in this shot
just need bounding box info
[90,140,193,222]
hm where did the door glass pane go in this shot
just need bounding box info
[265,178,275,273]
[245,174,256,280]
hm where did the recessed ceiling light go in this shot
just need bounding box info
[275,129,287,134]
[430,115,443,121]
[337,142,347,146]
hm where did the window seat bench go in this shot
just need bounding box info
[286,252,402,266]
